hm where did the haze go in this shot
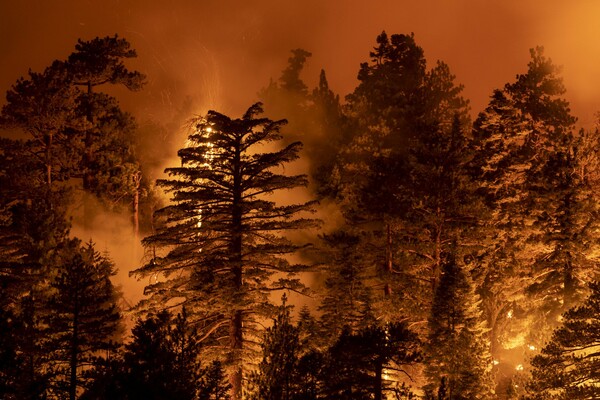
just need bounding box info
[2,1,600,127]
[3,0,600,304]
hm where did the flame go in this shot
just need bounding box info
[184,122,219,233]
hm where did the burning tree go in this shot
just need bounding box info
[528,281,600,399]
[471,47,598,362]
[134,103,318,399]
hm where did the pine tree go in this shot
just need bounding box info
[12,295,50,400]
[82,309,230,400]
[395,112,480,326]
[120,310,203,400]
[331,32,473,327]
[259,50,346,191]
[528,281,600,399]
[44,240,122,400]
[321,323,420,400]
[319,231,375,342]
[258,48,312,127]
[1,35,147,232]
[65,34,145,198]
[424,253,494,399]
[134,103,318,399]
[0,148,71,399]
[338,31,427,206]
[198,361,231,400]
[249,295,302,400]
[327,33,428,320]
[472,47,582,357]
[309,69,346,194]
[0,302,25,400]
[527,127,600,335]
[1,61,82,186]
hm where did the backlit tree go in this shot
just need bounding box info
[134,103,317,399]
[472,47,588,357]
[528,281,600,399]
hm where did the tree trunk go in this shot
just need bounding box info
[384,223,392,297]
[45,133,53,186]
[82,82,94,233]
[70,305,79,400]
[229,309,243,400]
[374,360,383,400]
[132,171,141,240]
[229,139,244,400]
[563,255,575,312]
[432,221,442,293]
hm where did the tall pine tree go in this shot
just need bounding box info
[134,103,317,399]
[472,47,586,358]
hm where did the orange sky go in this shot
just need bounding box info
[2,0,600,128]
[3,0,600,304]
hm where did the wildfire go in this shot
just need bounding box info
[183,122,218,230]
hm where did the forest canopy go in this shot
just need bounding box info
[1,31,600,400]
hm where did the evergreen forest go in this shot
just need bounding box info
[2,32,600,400]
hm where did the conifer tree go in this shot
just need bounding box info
[396,113,480,325]
[66,34,145,198]
[249,295,302,400]
[332,32,473,326]
[259,50,345,191]
[198,361,231,400]
[338,31,427,208]
[528,127,600,332]
[309,69,346,192]
[472,47,587,355]
[44,240,122,400]
[134,103,317,399]
[1,35,147,232]
[319,231,375,342]
[528,281,600,399]
[258,49,312,130]
[1,61,82,186]
[321,323,420,400]
[0,303,25,400]
[424,254,493,399]
[0,150,71,399]
[11,295,50,400]
[109,309,221,400]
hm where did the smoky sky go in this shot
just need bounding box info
[3,0,600,304]
[3,0,600,128]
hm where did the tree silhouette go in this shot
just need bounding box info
[135,103,317,399]
[44,240,122,400]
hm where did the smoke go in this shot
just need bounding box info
[69,194,147,307]
[4,1,600,125]
[4,0,600,309]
